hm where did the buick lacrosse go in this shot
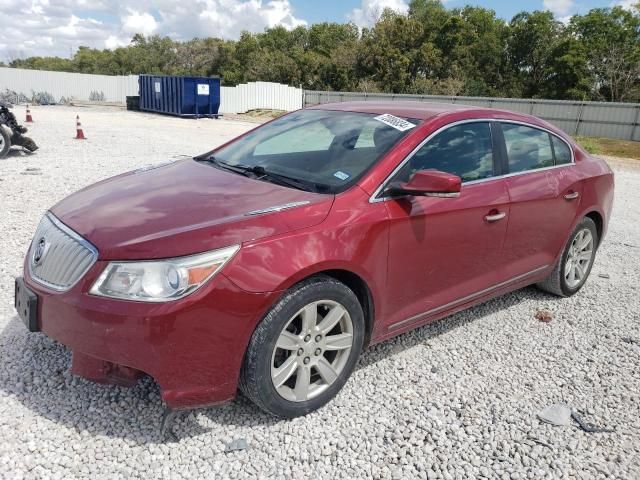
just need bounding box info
[15,102,614,417]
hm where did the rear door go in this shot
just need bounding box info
[498,122,583,280]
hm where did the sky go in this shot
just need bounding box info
[0,0,636,62]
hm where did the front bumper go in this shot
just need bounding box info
[20,262,276,409]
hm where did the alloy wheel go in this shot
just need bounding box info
[564,228,594,289]
[270,300,354,402]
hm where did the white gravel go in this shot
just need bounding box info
[1,105,639,479]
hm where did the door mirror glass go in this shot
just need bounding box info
[386,169,462,198]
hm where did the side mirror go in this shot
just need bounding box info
[386,170,461,198]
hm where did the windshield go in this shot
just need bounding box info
[206,109,420,193]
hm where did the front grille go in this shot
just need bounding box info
[27,213,98,291]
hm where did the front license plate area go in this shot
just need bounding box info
[14,277,39,332]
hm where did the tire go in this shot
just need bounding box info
[239,275,365,418]
[536,217,599,297]
[0,126,10,159]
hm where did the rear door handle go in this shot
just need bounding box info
[485,212,506,223]
[564,191,580,200]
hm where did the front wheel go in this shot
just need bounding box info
[537,216,598,297]
[239,276,364,418]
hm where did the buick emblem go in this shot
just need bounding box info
[32,237,47,265]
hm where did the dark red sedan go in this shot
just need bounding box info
[15,102,614,417]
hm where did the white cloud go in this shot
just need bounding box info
[160,0,307,41]
[0,0,307,61]
[543,0,574,17]
[612,0,639,10]
[122,10,158,36]
[347,0,409,28]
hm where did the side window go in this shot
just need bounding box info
[394,122,494,183]
[551,135,572,164]
[502,124,554,173]
[254,122,334,155]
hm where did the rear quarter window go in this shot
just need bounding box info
[551,135,572,164]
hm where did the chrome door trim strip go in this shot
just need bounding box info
[388,265,549,330]
[369,118,575,204]
[463,163,574,186]
[245,201,311,216]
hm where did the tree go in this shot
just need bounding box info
[438,6,509,96]
[570,6,640,102]
[357,10,426,92]
[507,11,565,98]
[10,56,73,71]
[2,3,638,102]
[408,0,450,43]
[543,37,592,100]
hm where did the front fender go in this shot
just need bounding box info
[222,188,390,320]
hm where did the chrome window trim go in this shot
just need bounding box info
[27,212,99,292]
[369,118,575,203]
[388,265,549,330]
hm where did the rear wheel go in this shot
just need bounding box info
[239,276,364,418]
[0,127,10,158]
[537,217,598,297]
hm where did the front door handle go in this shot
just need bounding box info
[485,212,506,223]
[564,191,580,200]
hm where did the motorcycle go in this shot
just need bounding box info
[0,101,38,159]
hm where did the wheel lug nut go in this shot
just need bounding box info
[304,335,311,342]
[315,335,322,342]
[303,357,310,364]
[314,348,321,356]
[297,348,304,356]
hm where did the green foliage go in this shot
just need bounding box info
[570,6,640,102]
[576,136,600,154]
[576,135,640,159]
[5,2,640,102]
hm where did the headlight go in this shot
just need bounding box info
[89,245,240,302]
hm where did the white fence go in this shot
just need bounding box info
[0,67,302,114]
[0,67,138,103]
[220,82,302,114]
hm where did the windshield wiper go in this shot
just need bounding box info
[199,157,330,193]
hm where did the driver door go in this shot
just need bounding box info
[381,121,510,331]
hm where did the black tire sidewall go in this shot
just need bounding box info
[0,127,10,158]
[243,277,364,418]
[559,218,598,296]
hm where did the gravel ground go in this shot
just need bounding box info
[1,105,639,479]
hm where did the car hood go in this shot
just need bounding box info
[51,160,334,260]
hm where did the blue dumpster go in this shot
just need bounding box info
[138,75,221,118]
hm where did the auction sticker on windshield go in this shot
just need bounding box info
[374,114,416,132]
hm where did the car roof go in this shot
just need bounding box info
[307,101,532,122]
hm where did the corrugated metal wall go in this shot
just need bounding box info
[0,67,302,114]
[220,82,302,114]
[0,67,138,103]
[304,91,640,141]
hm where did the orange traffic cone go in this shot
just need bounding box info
[26,105,33,123]
[74,115,86,140]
